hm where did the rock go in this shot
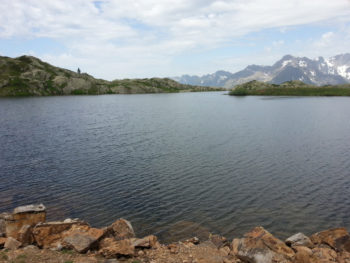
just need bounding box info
[131,235,158,248]
[285,233,313,248]
[17,224,33,246]
[108,218,135,240]
[0,213,6,237]
[186,236,200,245]
[337,251,350,263]
[33,220,89,248]
[0,237,6,248]
[219,246,231,256]
[310,247,337,262]
[62,227,105,253]
[232,226,295,263]
[310,227,350,252]
[99,238,135,258]
[5,204,46,239]
[293,246,312,263]
[4,237,21,250]
[210,234,228,248]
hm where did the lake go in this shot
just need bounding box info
[1,92,350,242]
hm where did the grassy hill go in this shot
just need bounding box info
[229,80,350,96]
[0,55,224,96]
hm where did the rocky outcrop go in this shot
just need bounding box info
[2,203,350,263]
[0,55,224,96]
[4,204,45,240]
[33,220,89,248]
[310,228,350,252]
[232,227,295,263]
[285,233,313,248]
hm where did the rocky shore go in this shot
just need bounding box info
[1,204,350,263]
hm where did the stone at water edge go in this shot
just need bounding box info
[4,237,21,250]
[5,204,46,239]
[293,246,312,263]
[310,227,350,252]
[209,234,229,249]
[99,238,135,258]
[62,227,105,253]
[131,235,158,248]
[108,218,135,240]
[232,226,295,263]
[33,220,90,248]
[285,232,313,248]
[311,247,338,262]
[17,224,34,246]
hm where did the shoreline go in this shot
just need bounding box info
[1,204,350,262]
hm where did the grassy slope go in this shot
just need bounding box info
[229,80,350,96]
[0,55,224,96]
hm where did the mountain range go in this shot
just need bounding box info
[172,54,350,88]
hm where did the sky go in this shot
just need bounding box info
[1,0,350,80]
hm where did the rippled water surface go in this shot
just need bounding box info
[1,92,350,242]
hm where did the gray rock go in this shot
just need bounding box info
[13,204,46,214]
[285,233,313,248]
[4,237,21,250]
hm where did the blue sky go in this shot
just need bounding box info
[0,0,350,80]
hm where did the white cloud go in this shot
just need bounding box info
[0,0,350,78]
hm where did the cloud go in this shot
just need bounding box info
[1,0,350,78]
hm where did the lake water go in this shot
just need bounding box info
[1,92,350,242]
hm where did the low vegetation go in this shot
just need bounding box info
[0,55,224,96]
[229,80,350,96]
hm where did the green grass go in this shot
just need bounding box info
[230,87,350,96]
[60,249,74,255]
[229,81,350,96]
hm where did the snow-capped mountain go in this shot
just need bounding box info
[172,54,350,88]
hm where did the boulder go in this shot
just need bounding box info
[209,234,228,248]
[99,238,135,258]
[131,235,158,248]
[17,224,34,246]
[285,233,313,248]
[5,204,46,239]
[62,227,105,253]
[337,251,350,263]
[33,220,89,248]
[4,237,21,250]
[310,228,350,252]
[310,247,337,262]
[0,237,6,248]
[232,226,295,263]
[293,246,312,263]
[108,218,135,240]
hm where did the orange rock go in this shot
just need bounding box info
[0,237,6,248]
[17,224,33,246]
[310,247,337,263]
[233,226,295,263]
[99,238,135,258]
[33,220,89,248]
[5,204,46,239]
[4,237,21,250]
[337,251,350,263]
[131,235,158,248]
[108,218,135,240]
[310,228,350,252]
[293,246,312,263]
[62,227,105,253]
